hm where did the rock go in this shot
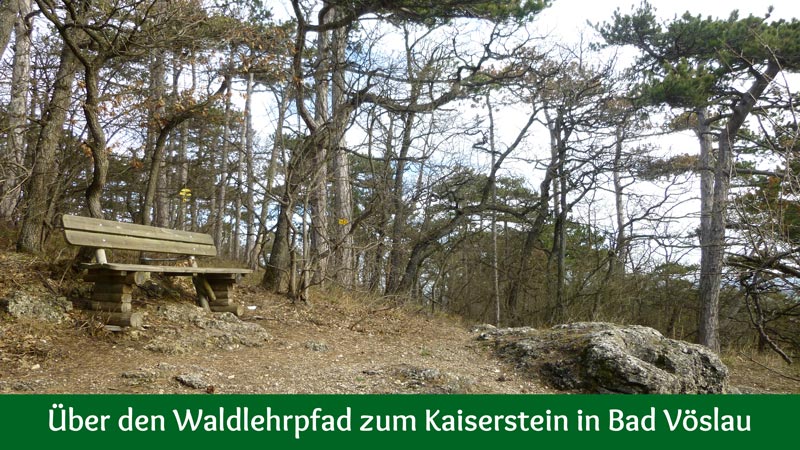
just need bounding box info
[155,303,205,323]
[145,305,269,353]
[0,292,72,323]
[175,373,208,389]
[392,364,442,383]
[192,313,270,350]
[389,365,474,393]
[482,322,728,394]
[144,337,192,355]
[11,381,37,392]
[121,369,160,384]
[304,341,329,352]
[155,362,177,371]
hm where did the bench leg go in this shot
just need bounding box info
[82,270,143,327]
[197,274,244,316]
[191,275,212,312]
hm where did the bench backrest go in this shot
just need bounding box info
[62,215,217,257]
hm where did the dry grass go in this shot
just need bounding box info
[722,350,800,393]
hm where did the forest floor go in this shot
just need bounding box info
[0,248,799,395]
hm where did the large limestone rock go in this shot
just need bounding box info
[478,322,728,394]
[0,292,72,323]
[144,304,270,354]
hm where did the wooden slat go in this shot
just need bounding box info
[81,263,251,274]
[66,229,217,256]
[83,272,139,283]
[86,301,132,313]
[207,283,231,300]
[89,311,143,328]
[210,291,230,300]
[62,215,214,245]
[92,284,133,294]
[91,292,132,303]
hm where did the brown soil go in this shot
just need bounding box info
[1,250,798,395]
[0,266,555,394]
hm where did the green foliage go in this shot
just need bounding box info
[641,59,717,108]
[598,2,800,108]
[327,0,550,25]
[635,153,698,180]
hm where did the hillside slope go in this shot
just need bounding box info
[0,250,798,394]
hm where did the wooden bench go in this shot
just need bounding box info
[62,215,252,327]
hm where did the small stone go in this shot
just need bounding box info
[175,373,208,389]
[121,369,159,383]
[304,341,329,352]
[30,364,41,370]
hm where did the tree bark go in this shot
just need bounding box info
[244,72,257,267]
[331,17,354,286]
[17,43,79,252]
[0,0,16,57]
[1,0,31,219]
[174,54,191,230]
[386,28,424,293]
[231,132,243,260]
[82,63,109,219]
[255,88,288,272]
[213,79,233,246]
[307,5,333,286]
[142,48,167,226]
[506,122,558,315]
[697,62,779,352]
[487,94,501,327]
[262,189,293,292]
[612,124,628,273]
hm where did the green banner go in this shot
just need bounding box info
[0,395,795,449]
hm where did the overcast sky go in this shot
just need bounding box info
[538,0,800,42]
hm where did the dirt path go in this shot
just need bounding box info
[0,285,555,394]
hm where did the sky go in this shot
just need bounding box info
[538,0,800,41]
[250,1,800,267]
[504,0,800,265]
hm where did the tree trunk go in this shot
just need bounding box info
[213,80,233,248]
[243,72,257,267]
[231,137,243,260]
[1,0,32,219]
[264,137,298,295]
[262,189,293,292]
[330,14,354,286]
[82,63,109,219]
[254,89,288,271]
[307,6,333,286]
[174,53,194,230]
[506,119,558,315]
[0,0,16,57]
[142,48,167,226]
[175,124,189,229]
[487,95,501,327]
[261,88,294,291]
[612,124,628,273]
[697,62,779,353]
[17,43,79,252]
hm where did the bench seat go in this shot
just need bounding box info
[79,263,252,275]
